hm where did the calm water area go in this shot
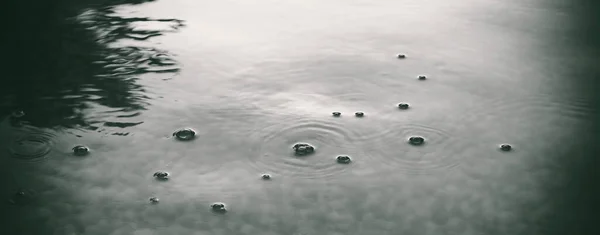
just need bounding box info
[1,0,599,234]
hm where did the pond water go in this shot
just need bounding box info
[1,0,599,234]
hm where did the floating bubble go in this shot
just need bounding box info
[408,136,425,146]
[336,155,352,164]
[261,174,272,180]
[173,128,196,141]
[210,202,227,213]
[153,171,169,180]
[72,145,90,156]
[292,143,315,156]
[149,197,160,204]
[499,144,512,151]
[398,103,410,110]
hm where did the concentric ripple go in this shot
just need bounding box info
[461,94,599,125]
[8,129,56,162]
[248,117,367,179]
[360,123,469,175]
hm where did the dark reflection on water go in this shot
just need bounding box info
[1,0,182,130]
[540,1,600,234]
[1,0,182,233]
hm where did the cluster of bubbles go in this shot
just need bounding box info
[7,52,515,211]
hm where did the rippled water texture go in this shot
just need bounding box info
[1,0,599,234]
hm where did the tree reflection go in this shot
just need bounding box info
[1,0,183,130]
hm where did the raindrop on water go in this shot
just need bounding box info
[398,103,410,110]
[499,144,512,151]
[72,145,90,156]
[261,174,272,180]
[336,155,352,164]
[408,136,425,146]
[153,171,169,180]
[173,128,196,141]
[210,202,227,213]
[149,197,160,204]
[292,143,315,156]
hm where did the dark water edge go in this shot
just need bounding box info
[0,0,598,234]
[538,1,600,233]
[1,0,181,128]
[0,0,180,234]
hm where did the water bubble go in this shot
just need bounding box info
[332,112,341,117]
[261,174,272,180]
[72,145,90,156]
[355,112,365,117]
[397,54,407,59]
[499,144,512,151]
[153,171,169,180]
[398,103,410,110]
[336,155,352,164]
[173,128,196,141]
[418,75,427,80]
[408,136,425,146]
[149,197,160,204]
[11,110,25,118]
[210,202,227,213]
[292,143,315,156]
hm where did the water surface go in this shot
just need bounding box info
[1,0,599,234]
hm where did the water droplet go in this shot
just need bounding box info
[72,145,90,156]
[355,112,364,117]
[149,197,160,204]
[408,136,425,146]
[153,171,169,180]
[261,174,272,180]
[292,143,315,156]
[336,155,352,164]
[173,128,196,141]
[332,112,341,117]
[418,75,427,80]
[398,103,410,110]
[499,144,512,151]
[397,54,407,59]
[210,202,227,213]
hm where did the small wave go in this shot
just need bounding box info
[358,123,468,175]
[7,126,57,162]
[246,117,369,179]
